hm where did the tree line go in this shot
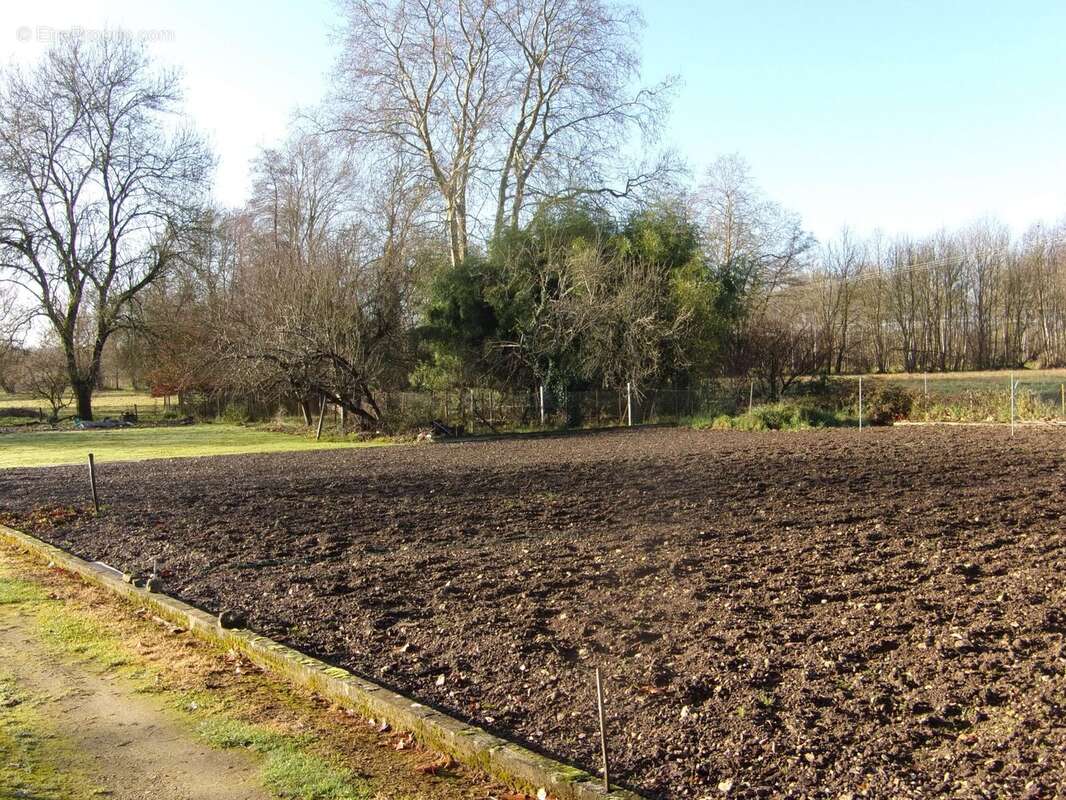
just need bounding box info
[1,8,1063,423]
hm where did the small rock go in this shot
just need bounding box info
[145,577,163,593]
[218,609,246,629]
[435,674,446,687]
[718,778,734,793]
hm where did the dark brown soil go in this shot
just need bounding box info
[2,426,1065,799]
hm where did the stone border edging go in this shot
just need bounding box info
[0,523,641,800]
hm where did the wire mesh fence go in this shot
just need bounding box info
[375,383,739,435]
[169,369,1066,435]
[863,371,1066,423]
[173,382,745,436]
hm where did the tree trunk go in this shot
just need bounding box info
[73,381,93,421]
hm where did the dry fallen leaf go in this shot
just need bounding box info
[414,753,455,775]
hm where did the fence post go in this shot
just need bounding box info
[626,382,633,427]
[1009,371,1015,436]
[87,453,100,515]
[595,667,610,792]
[858,376,863,431]
[748,379,754,415]
[1060,383,1064,417]
[539,384,545,426]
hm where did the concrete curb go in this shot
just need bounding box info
[0,523,641,800]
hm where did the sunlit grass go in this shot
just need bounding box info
[0,559,375,800]
[0,388,158,410]
[0,424,389,469]
[197,718,371,800]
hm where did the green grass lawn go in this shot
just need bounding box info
[0,424,387,469]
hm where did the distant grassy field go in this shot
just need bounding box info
[0,424,387,469]
[0,389,164,425]
[857,367,1066,408]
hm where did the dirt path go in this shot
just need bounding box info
[0,611,270,800]
[0,546,502,800]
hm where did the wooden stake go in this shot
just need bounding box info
[87,453,99,515]
[748,379,754,414]
[626,382,633,427]
[595,667,610,791]
[1060,383,1064,417]
[316,397,327,441]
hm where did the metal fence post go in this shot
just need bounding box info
[1010,371,1015,436]
[626,382,633,426]
[539,384,545,426]
[858,376,863,431]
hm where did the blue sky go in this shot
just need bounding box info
[3,1,1064,241]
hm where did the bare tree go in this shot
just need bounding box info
[331,0,672,266]
[20,343,72,420]
[489,0,673,235]
[0,286,29,392]
[219,134,427,427]
[696,155,810,301]
[0,36,211,419]
[816,228,865,373]
[696,155,813,387]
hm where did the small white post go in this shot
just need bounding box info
[626,382,633,427]
[858,376,863,431]
[923,372,928,400]
[1010,371,1015,437]
[539,384,545,426]
[748,379,754,414]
